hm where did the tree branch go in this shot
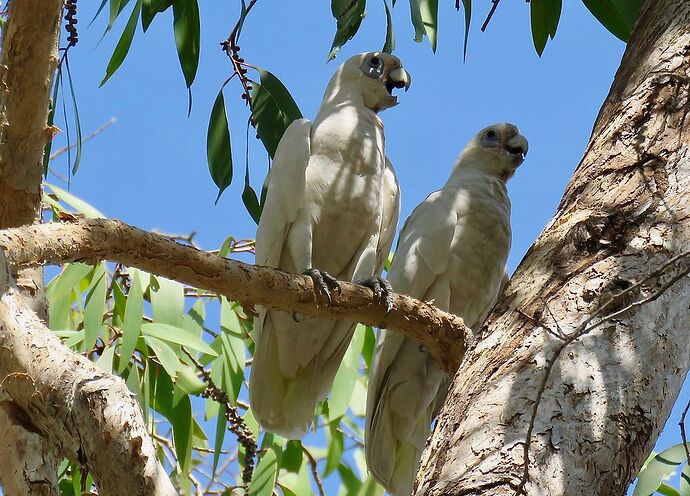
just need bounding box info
[0,217,471,373]
[0,249,176,495]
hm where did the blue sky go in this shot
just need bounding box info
[48,0,689,492]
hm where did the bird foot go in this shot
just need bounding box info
[303,268,341,305]
[358,275,394,314]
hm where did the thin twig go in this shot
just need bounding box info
[302,446,326,496]
[481,0,501,31]
[680,399,690,469]
[516,249,690,494]
[49,117,116,160]
[181,348,257,487]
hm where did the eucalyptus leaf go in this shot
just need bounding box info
[207,88,233,201]
[101,0,142,86]
[633,443,690,496]
[172,0,200,89]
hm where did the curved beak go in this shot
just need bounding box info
[387,67,412,92]
[503,134,528,162]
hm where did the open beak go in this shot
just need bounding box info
[503,134,528,163]
[385,67,412,95]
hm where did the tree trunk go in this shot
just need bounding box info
[415,0,690,494]
[0,2,62,494]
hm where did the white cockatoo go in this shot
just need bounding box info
[365,123,528,495]
[249,52,410,439]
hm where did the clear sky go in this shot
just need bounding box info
[48,1,689,493]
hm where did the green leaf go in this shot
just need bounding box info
[249,444,280,496]
[43,76,61,176]
[101,0,142,86]
[142,0,172,31]
[658,483,682,496]
[172,0,200,89]
[279,460,312,496]
[150,276,184,327]
[408,0,425,43]
[171,394,193,474]
[146,337,183,380]
[242,156,262,224]
[182,300,205,338]
[633,443,690,496]
[361,325,376,370]
[338,463,363,493]
[219,299,246,403]
[207,88,233,201]
[45,183,107,218]
[96,345,116,373]
[530,0,562,56]
[325,422,344,476]
[418,0,438,52]
[349,377,367,417]
[251,68,302,158]
[142,323,218,356]
[281,441,303,473]
[382,0,395,53]
[64,59,83,175]
[83,266,107,351]
[582,0,643,42]
[460,0,471,61]
[329,324,365,420]
[680,462,690,495]
[118,271,144,373]
[329,0,367,60]
[212,403,227,476]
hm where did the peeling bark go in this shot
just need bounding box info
[0,1,63,493]
[0,250,177,496]
[416,0,690,494]
[0,402,59,496]
[0,218,471,373]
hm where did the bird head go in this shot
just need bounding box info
[457,123,528,181]
[323,52,411,112]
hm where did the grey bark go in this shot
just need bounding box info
[415,0,690,494]
[0,250,177,496]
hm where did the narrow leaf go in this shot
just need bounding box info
[242,158,262,224]
[64,58,83,174]
[150,275,184,326]
[83,267,107,351]
[408,0,425,43]
[382,0,395,53]
[633,443,690,496]
[329,0,367,60]
[207,89,233,200]
[101,0,142,86]
[142,323,218,356]
[251,68,302,158]
[43,76,61,176]
[118,272,144,373]
[172,0,200,89]
[419,0,438,52]
[45,183,106,218]
[461,0,471,61]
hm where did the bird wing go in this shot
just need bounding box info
[254,118,312,269]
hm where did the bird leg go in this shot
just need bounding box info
[358,275,394,314]
[303,268,341,306]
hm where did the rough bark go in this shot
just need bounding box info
[0,0,61,319]
[0,218,471,373]
[415,1,690,494]
[0,402,59,496]
[0,1,63,493]
[0,250,177,496]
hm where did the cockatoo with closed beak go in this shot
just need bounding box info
[249,52,410,439]
[365,123,528,495]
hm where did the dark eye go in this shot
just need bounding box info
[369,55,381,66]
[486,130,497,139]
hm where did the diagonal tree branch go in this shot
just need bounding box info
[0,249,177,496]
[0,217,472,374]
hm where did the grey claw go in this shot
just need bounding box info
[303,268,341,305]
[359,276,394,314]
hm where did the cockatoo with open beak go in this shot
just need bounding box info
[249,52,410,439]
[365,123,528,495]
